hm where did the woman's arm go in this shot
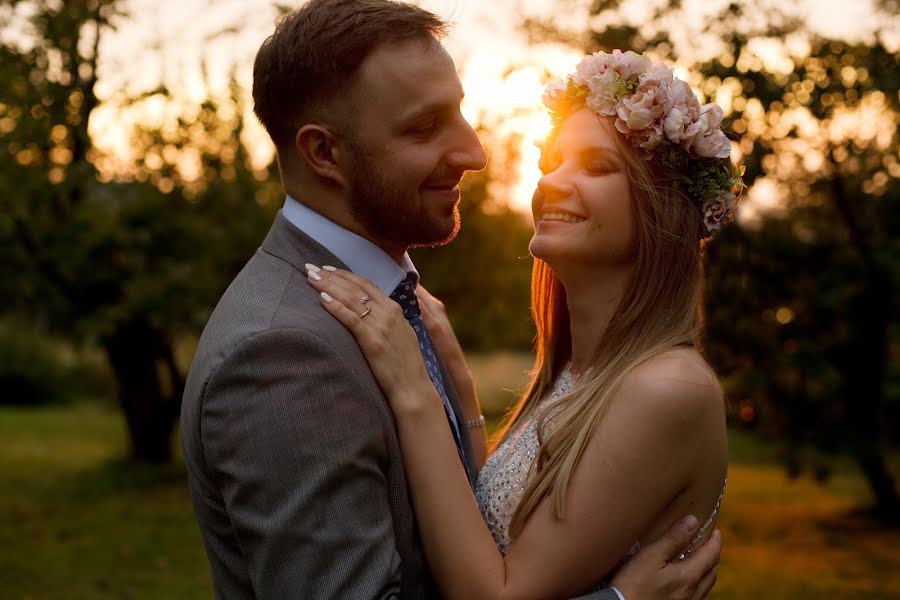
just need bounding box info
[309,268,724,600]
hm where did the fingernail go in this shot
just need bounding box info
[322,265,337,271]
[677,515,699,533]
[305,263,321,273]
[308,270,322,281]
[321,292,333,303]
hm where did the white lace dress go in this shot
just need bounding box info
[474,365,724,564]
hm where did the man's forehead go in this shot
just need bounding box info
[354,38,462,112]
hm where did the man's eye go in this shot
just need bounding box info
[410,120,438,137]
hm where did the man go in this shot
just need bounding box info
[181,1,722,598]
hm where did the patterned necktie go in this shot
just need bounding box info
[390,275,472,484]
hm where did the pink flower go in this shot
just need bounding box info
[542,78,568,108]
[685,104,732,159]
[607,50,652,82]
[572,52,613,86]
[702,191,736,232]
[642,62,675,87]
[585,69,627,116]
[579,50,653,116]
[619,122,666,155]
[615,71,673,132]
[662,80,701,145]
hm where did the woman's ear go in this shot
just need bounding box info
[295,124,348,188]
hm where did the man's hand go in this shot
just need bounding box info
[610,516,722,600]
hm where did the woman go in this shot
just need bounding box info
[307,50,742,599]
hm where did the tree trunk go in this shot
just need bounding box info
[844,271,900,517]
[843,265,899,514]
[829,166,900,518]
[101,319,183,463]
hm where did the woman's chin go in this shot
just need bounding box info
[529,233,564,262]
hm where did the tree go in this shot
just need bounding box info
[564,0,900,517]
[0,0,537,463]
[0,0,280,462]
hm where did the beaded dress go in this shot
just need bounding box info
[474,365,724,565]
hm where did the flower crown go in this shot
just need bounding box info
[542,50,745,236]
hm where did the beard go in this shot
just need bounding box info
[345,141,460,249]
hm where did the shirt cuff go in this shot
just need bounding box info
[610,586,626,600]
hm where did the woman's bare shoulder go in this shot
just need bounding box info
[615,347,723,426]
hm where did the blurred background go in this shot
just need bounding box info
[1,0,898,597]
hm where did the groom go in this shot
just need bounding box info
[181,1,721,598]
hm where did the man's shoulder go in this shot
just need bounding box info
[185,251,362,395]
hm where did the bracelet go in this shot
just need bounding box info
[464,415,485,430]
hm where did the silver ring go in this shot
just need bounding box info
[360,295,372,305]
[359,307,371,318]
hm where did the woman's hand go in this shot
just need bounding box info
[305,265,439,415]
[416,286,454,348]
[416,286,472,376]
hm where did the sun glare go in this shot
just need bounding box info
[460,47,580,212]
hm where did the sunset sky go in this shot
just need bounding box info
[89,0,892,213]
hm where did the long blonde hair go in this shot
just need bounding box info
[497,116,710,537]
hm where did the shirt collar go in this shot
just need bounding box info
[282,195,417,294]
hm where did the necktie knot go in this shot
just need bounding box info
[390,275,421,319]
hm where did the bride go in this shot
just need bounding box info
[308,50,742,599]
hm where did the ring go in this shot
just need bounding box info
[359,307,371,318]
[360,295,372,305]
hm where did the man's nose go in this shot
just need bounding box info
[446,118,487,172]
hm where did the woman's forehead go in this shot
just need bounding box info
[542,111,620,158]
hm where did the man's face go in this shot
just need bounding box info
[341,38,487,250]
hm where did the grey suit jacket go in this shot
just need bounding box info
[181,212,621,600]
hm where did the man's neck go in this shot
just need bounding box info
[285,187,407,264]
[281,195,415,295]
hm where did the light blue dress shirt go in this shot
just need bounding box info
[282,194,417,295]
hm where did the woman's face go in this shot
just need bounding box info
[529,109,635,270]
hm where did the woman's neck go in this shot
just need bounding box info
[558,263,633,375]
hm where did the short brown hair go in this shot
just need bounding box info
[252,0,449,148]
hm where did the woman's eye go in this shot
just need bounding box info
[587,161,615,174]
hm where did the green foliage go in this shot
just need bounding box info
[0,0,280,460]
[0,324,67,406]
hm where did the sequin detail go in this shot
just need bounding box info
[475,367,577,554]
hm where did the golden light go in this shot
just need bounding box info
[459,46,580,212]
[776,307,795,325]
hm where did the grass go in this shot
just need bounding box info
[2,359,899,598]
[0,404,211,599]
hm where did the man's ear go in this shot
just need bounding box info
[295,124,348,188]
